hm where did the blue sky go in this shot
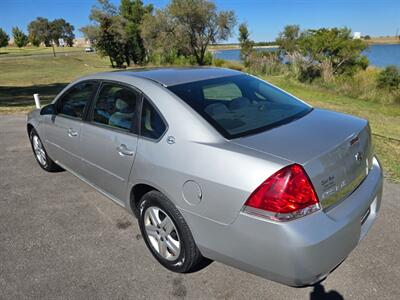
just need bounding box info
[0,0,399,43]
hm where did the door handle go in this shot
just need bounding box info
[116,144,134,156]
[67,128,78,137]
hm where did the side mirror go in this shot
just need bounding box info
[40,104,56,115]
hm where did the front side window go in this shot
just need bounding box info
[168,74,312,139]
[91,83,139,132]
[140,99,166,140]
[57,82,98,119]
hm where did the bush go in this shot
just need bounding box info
[377,66,400,91]
[212,58,225,67]
[311,68,400,105]
[148,50,214,67]
[246,51,286,76]
[223,61,244,71]
[149,50,190,66]
[200,51,213,66]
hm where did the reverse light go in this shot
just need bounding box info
[243,164,320,221]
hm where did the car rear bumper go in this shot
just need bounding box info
[181,156,383,286]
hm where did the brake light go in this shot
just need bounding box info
[243,164,320,221]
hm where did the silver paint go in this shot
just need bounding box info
[27,67,383,286]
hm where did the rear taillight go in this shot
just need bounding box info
[243,164,320,221]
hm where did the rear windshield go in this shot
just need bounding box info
[168,74,312,139]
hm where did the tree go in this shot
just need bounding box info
[28,17,52,46]
[141,0,236,65]
[28,17,75,51]
[50,19,75,47]
[238,23,254,66]
[170,0,236,65]
[120,0,153,65]
[88,0,126,67]
[12,27,29,48]
[80,25,99,46]
[0,28,10,48]
[141,9,180,63]
[28,33,41,47]
[276,25,300,54]
[298,27,368,81]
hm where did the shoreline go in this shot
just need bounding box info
[209,40,400,51]
[208,45,278,52]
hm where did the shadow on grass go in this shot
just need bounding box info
[0,83,67,107]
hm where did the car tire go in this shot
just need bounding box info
[29,128,62,172]
[138,190,210,273]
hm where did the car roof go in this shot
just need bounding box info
[93,67,243,87]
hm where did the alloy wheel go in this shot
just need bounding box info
[144,206,181,261]
[32,135,46,166]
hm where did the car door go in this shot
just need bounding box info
[80,82,140,203]
[42,81,99,174]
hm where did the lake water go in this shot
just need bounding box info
[213,44,400,68]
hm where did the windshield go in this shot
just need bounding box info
[168,74,312,139]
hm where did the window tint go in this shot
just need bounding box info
[140,99,166,140]
[168,74,312,139]
[57,82,97,119]
[91,83,139,132]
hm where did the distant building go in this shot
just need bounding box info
[73,38,91,47]
[353,32,361,39]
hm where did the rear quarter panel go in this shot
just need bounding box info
[130,136,290,225]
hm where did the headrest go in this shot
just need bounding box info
[115,98,129,111]
[229,97,251,110]
[205,103,229,115]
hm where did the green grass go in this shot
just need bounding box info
[264,75,400,182]
[0,52,113,113]
[0,53,398,181]
[0,46,87,57]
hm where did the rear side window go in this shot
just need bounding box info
[91,83,139,132]
[140,99,166,140]
[168,74,311,139]
[57,82,98,119]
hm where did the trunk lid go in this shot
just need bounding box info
[232,108,373,209]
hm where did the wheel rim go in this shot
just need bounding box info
[32,135,46,166]
[144,206,181,261]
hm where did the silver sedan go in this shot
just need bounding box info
[27,68,383,287]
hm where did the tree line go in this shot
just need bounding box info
[80,0,236,67]
[0,17,75,56]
